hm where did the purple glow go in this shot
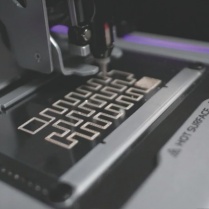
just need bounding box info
[50,25,68,35]
[123,34,209,54]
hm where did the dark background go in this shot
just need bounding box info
[1,1,209,42]
[118,0,209,42]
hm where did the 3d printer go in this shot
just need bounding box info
[0,1,209,209]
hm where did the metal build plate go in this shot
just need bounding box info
[0,66,202,204]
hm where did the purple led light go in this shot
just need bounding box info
[50,25,69,35]
[123,34,209,54]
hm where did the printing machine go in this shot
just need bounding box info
[0,1,209,209]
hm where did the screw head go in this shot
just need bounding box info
[82,29,92,42]
[34,53,41,63]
